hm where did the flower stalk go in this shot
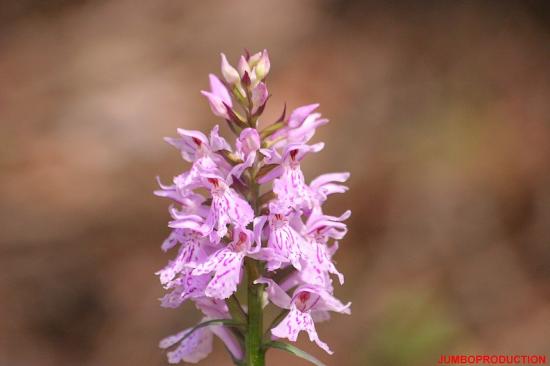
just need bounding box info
[245,258,265,365]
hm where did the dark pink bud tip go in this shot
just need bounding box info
[241,71,251,87]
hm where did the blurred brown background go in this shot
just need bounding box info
[1,1,550,365]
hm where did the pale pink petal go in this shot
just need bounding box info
[254,49,270,80]
[311,310,331,323]
[160,230,179,252]
[288,103,319,128]
[159,271,210,308]
[271,304,332,354]
[166,327,213,364]
[159,328,189,349]
[192,248,244,299]
[204,176,254,243]
[191,249,226,276]
[220,53,240,84]
[204,251,244,299]
[229,151,255,179]
[236,128,261,157]
[209,125,231,151]
[304,314,333,354]
[156,238,207,285]
[317,291,352,315]
[208,74,232,106]
[254,277,292,309]
[164,128,208,162]
[247,247,284,262]
[201,91,229,119]
[286,113,328,144]
[252,215,268,249]
[257,165,283,184]
[251,82,268,113]
[237,55,251,77]
[210,325,244,360]
[309,172,350,189]
[271,305,303,341]
[195,298,229,318]
[267,204,307,270]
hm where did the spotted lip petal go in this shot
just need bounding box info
[192,247,244,299]
[191,228,257,299]
[272,143,325,210]
[259,279,349,354]
[266,204,306,271]
[203,175,254,243]
[300,241,345,287]
[271,304,333,355]
[156,236,208,285]
[159,270,211,308]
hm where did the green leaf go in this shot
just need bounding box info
[264,341,327,366]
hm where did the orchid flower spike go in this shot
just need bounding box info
[156,49,351,366]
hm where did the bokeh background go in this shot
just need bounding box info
[1,1,549,365]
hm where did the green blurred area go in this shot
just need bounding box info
[361,291,463,366]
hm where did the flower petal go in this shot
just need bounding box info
[288,104,319,128]
[255,277,292,309]
[166,327,213,364]
[271,305,333,354]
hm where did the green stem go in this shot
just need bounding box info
[260,121,285,139]
[245,153,266,365]
[245,258,265,365]
[240,78,268,365]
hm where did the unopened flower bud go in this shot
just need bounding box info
[237,55,251,78]
[251,82,268,113]
[220,53,240,84]
[201,91,229,118]
[200,74,233,119]
[254,49,270,80]
[248,51,262,67]
[237,128,261,156]
[241,71,251,88]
